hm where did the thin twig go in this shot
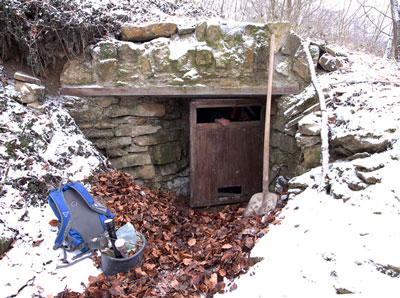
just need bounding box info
[9,276,36,297]
[356,0,392,19]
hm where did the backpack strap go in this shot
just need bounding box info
[48,187,72,249]
[68,182,113,219]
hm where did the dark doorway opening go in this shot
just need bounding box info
[196,106,262,123]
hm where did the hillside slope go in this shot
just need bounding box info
[216,52,400,297]
[1,49,400,297]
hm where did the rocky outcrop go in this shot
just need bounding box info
[13,72,45,107]
[319,53,344,72]
[292,44,320,82]
[331,134,390,156]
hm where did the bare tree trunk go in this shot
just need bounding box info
[270,0,276,20]
[384,29,393,59]
[242,0,250,21]
[391,0,400,60]
[302,38,330,193]
[220,0,225,17]
[286,0,292,21]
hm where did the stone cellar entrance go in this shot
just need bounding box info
[59,20,313,207]
[62,88,299,208]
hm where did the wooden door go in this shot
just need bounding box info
[190,99,264,207]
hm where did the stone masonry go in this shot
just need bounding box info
[60,20,345,193]
[64,95,190,195]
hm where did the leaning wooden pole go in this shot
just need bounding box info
[302,38,330,192]
[262,34,275,201]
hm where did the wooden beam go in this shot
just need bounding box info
[60,86,299,97]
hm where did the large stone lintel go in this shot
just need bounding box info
[60,86,299,97]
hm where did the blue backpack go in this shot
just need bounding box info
[48,182,114,252]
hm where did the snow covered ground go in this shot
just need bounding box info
[0,88,108,297]
[217,53,400,297]
[1,48,400,297]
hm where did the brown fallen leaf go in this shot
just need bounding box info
[244,237,254,249]
[58,170,290,298]
[49,219,58,227]
[218,268,227,277]
[222,244,232,249]
[88,276,98,283]
[135,267,147,276]
[163,231,171,241]
[208,273,218,290]
[188,238,196,246]
[221,252,233,261]
[182,258,192,265]
[32,239,44,247]
[143,263,156,271]
[109,284,123,296]
[171,279,179,289]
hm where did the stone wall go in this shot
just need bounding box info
[64,96,190,195]
[60,21,314,89]
[59,20,345,194]
[270,97,301,179]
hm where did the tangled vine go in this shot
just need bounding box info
[0,0,216,77]
[0,0,125,76]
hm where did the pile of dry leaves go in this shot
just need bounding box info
[58,171,286,298]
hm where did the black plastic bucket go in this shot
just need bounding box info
[101,232,146,276]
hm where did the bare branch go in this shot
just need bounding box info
[356,0,392,19]
[302,38,330,193]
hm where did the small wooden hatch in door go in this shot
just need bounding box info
[190,99,264,207]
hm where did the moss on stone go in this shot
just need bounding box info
[225,33,244,48]
[92,41,117,61]
[206,24,223,47]
[140,56,153,76]
[95,58,118,82]
[150,142,181,165]
[98,41,117,59]
[174,50,196,73]
[245,24,270,45]
[152,46,172,73]
[116,65,130,79]
[297,96,319,113]
[196,22,207,41]
[303,146,322,169]
[215,52,232,69]
[118,43,142,62]
[195,49,214,68]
